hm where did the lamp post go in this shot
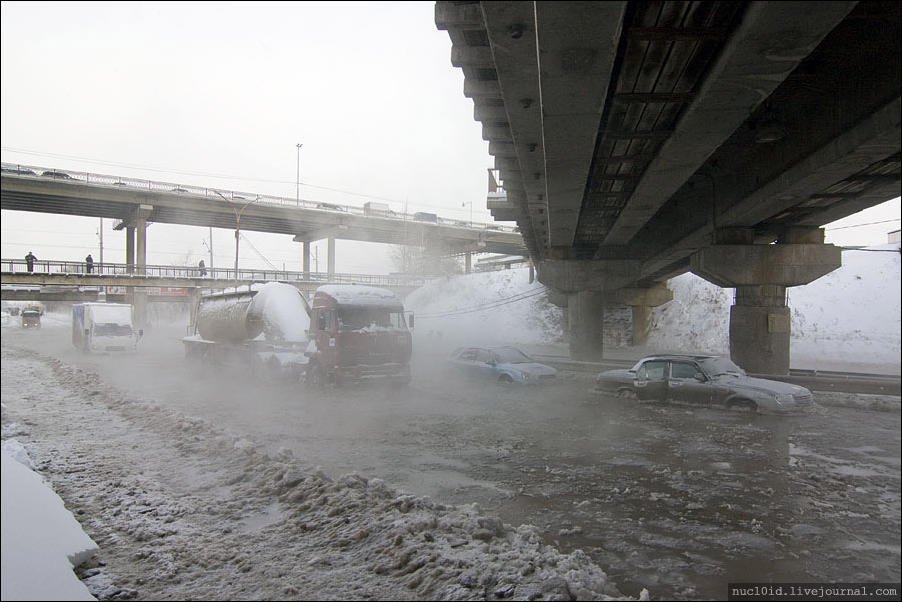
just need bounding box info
[215,191,260,279]
[296,143,303,204]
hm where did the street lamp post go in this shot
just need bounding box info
[296,143,303,204]
[215,191,260,279]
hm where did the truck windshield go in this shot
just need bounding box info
[338,308,406,330]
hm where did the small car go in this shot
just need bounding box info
[595,354,813,414]
[317,203,346,212]
[41,170,74,179]
[449,345,557,384]
[1,166,36,176]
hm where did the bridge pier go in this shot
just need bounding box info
[607,284,674,347]
[327,237,335,279]
[301,241,311,279]
[691,227,841,374]
[465,252,472,274]
[125,227,135,274]
[568,290,605,361]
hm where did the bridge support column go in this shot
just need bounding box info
[132,205,153,328]
[327,237,335,279]
[465,252,472,274]
[125,227,135,274]
[568,290,605,361]
[607,284,674,347]
[691,227,841,374]
[301,241,311,279]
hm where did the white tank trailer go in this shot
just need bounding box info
[183,282,311,379]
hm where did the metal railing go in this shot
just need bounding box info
[1,258,433,288]
[1,162,520,233]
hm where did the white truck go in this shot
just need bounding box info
[72,303,142,352]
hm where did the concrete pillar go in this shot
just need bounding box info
[465,252,472,274]
[691,227,841,375]
[730,285,790,375]
[568,291,605,361]
[187,288,201,335]
[301,241,311,280]
[631,305,653,347]
[125,227,135,274]
[135,217,147,275]
[327,237,335,279]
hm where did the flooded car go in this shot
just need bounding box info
[595,354,814,413]
[449,345,557,384]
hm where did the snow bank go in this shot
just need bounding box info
[1,445,98,601]
[405,268,563,348]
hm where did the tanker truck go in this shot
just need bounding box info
[183,282,311,380]
[306,284,413,386]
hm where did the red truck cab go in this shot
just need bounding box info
[307,285,412,385]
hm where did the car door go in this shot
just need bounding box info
[475,349,498,378]
[635,360,668,401]
[667,360,714,405]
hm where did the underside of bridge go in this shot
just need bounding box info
[438,0,901,372]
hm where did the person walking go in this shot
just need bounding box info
[85,254,94,274]
[198,259,207,277]
[24,251,37,273]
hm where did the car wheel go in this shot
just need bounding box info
[727,398,757,413]
[616,388,635,400]
[498,374,514,384]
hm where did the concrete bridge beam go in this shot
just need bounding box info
[690,227,841,374]
[536,258,641,293]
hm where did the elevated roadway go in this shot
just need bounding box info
[0,163,526,257]
[437,1,901,372]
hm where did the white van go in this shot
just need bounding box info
[72,303,142,352]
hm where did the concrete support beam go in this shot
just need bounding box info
[691,230,841,375]
[327,237,335,279]
[690,242,841,289]
[125,227,135,274]
[569,291,605,361]
[465,252,472,274]
[537,259,641,293]
[730,285,791,375]
[607,284,674,347]
[301,241,311,279]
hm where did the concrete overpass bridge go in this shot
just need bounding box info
[437,0,901,372]
[0,163,526,278]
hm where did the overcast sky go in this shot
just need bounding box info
[2,1,899,274]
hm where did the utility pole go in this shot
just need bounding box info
[208,226,214,269]
[98,217,104,269]
[296,143,303,204]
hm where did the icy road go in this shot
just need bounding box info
[2,319,899,600]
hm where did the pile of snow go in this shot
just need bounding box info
[405,268,563,348]
[406,245,900,373]
[2,443,98,601]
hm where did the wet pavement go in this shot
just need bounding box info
[4,319,900,600]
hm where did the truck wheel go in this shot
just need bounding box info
[306,363,325,388]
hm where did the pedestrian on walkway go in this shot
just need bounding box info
[85,254,94,274]
[25,251,37,273]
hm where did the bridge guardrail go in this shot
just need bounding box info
[1,258,433,288]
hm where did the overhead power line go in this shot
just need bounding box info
[416,287,548,319]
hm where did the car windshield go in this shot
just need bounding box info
[492,347,532,364]
[698,357,745,377]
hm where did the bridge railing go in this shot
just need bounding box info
[2,162,521,232]
[1,258,433,288]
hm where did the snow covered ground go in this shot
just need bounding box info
[1,243,897,600]
[408,244,901,374]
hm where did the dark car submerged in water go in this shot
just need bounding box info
[595,354,813,414]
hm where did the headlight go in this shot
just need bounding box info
[774,393,794,404]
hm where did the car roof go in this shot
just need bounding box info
[640,354,720,362]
